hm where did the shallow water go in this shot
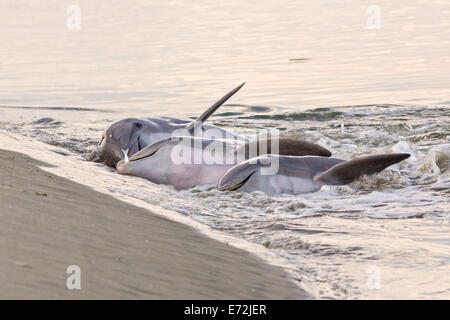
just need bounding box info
[1,0,449,298]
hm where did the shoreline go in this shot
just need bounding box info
[0,147,310,299]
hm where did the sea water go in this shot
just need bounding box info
[0,0,449,299]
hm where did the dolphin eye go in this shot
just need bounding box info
[135,122,142,128]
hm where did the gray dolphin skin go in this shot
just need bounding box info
[243,136,331,158]
[116,136,239,189]
[117,135,409,193]
[98,83,247,167]
[115,135,331,188]
[217,153,411,194]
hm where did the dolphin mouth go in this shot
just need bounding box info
[221,172,255,191]
[121,149,130,163]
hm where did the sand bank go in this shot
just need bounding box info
[0,149,309,299]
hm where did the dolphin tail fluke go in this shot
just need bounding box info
[313,153,410,186]
[185,82,245,132]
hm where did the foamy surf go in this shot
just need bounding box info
[1,102,449,299]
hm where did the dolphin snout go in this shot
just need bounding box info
[116,159,129,174]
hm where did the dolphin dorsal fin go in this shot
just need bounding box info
[185,82,245,132]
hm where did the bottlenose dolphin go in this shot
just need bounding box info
[217,153,410,194]
[117,137,238,188]
[116,136,338,189]
[97,83,247,167]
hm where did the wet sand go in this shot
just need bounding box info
[0,149,309,299]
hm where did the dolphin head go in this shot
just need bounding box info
[98,118,148,167]
[97,83,248,168]
[217,155,275,192]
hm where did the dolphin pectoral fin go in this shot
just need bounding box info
[129,136,185,162]
[185,82,246,132]
[313,153,410,186]
[129,139,162,162]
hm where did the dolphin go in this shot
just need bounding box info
[116,134,332,188]
[216,153,410,194]
[116,136,238,188]
[97,83,247,167]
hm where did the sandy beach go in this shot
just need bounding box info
[0,148,309,299]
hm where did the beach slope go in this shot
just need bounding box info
[0,149,308,299]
